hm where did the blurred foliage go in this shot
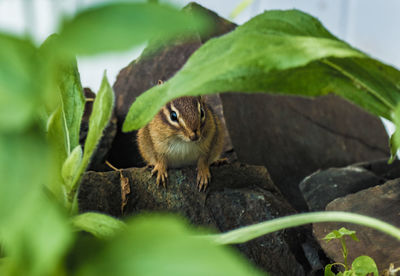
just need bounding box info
[1,1,400,276]
[74,215,263,276]
[57,2,211,56]
[71,212,126,240]
[0,35,44,133]
[229,0,254,19]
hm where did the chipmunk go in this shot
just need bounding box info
[137,95,224,191]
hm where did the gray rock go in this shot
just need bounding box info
[299,166,382,211]
[300,159,400,211]
[354,158,400,180]
[78,163,306,275]
[313,178,400,272]
[220,93,390,211]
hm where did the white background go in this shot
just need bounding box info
[1,0,399,134]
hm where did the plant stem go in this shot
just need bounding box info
[208,211,400,245]
[105,160,120,172]
[340,237,348,270]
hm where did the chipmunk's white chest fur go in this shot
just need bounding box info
[165,138,202,168]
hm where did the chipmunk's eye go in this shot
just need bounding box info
[170,111,178,122]
[200,108,205,119]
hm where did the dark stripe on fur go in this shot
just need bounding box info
[159,109,179,130]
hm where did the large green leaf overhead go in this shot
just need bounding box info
[58,2,210,55]
[123,9,400,132]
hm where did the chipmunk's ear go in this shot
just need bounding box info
[157,79,164,85]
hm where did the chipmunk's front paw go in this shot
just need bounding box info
[197,166,210,192]
[212,157,229,166]
[151,163,168,188]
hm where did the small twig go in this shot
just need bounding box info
[105,161,131,215]
[105,160,120,172]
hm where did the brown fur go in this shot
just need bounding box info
[137,96,224,191]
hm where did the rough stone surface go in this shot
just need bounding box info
[184,2,237,43]
[79,88,117,172]
[313,178,400,272]
[220,93,390,211]
[299,166,383,211]
[355,158,400,180]
[108,3,236,169]
[79,163,306,275]
[300,159,400,211]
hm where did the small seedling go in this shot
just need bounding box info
[381,263,400,276]
[323,227,378,276]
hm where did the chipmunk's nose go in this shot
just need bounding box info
[189,130,199,141]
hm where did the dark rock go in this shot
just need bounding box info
[313,178,400,272]
[299,166,382,211]
[79,88,96,145]
[300,159,400,211]
[183,2,236,43]
[355,158,400,180]
[79,87,117,172]
[108,3,237,168]
[220,93,390,211]
[301,240,325,275]
[79,163,306,275]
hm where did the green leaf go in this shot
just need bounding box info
[351,256,378,276]
[0,34,42,133]
[71,212,126,239]
[47,107,69,169]
[324,264,337,276]
[323,227,359,242]
[46,107,69,200]
[75,215,264,276]
[324,230,342,242]
[389,132,398,164]
[0,132,73,276]
[0,31,73,276]
[67,73,114,212]
[41,34,86,204]
[390,103,400,161]
[122,9,400,131]
[58,58,85,152]
[81,72,114,172]
[41,34,85,154]
[58,2,210,56]
[0,133,46,229]
[62,145,83,189]
[3,195,73,276]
